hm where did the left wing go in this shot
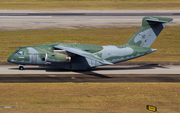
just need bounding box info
[54,46,112,65]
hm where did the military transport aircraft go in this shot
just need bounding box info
[7,16,173,70]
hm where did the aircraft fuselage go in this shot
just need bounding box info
[7,42,154,70]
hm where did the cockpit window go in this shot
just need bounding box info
[18,50,23,55]
[23,51,26,55]
[14,50,19,53]
[15,50,25,55]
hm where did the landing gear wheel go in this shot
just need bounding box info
[19,66,24,70]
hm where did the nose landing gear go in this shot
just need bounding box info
[19,65,25,70]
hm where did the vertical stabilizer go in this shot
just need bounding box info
[125,16,173,47]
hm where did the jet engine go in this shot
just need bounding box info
[45,53,71,62]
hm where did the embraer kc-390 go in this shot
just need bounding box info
[7,16,173,70]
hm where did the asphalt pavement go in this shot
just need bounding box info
[0,65,180,83]
[0,10,179,30]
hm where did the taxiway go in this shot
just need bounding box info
[0,10,180,30]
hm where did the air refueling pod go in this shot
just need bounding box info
[45,53,71,62]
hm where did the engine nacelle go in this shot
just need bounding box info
[45,53,71,62]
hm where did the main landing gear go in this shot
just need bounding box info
[19,65,25,70]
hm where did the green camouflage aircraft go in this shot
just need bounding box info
[7,16,173,70]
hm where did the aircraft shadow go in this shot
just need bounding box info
[8,67,110,78]
[9,66,68,72]
[8,65,169,79]
[90,65,168,71]
[8,65,168,71]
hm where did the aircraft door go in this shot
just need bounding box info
[31,55,37,64]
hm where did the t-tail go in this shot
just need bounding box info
[124,16,173,47]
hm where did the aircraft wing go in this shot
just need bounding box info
[54,46,112,65]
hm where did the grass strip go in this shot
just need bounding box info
[0,1,179,10]
[0,83,179,113]
[1,26,180,62]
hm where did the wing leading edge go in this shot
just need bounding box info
[54,46,112,65]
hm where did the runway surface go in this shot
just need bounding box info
[1,65,180,75]
[0,10,180,30]
[0,65,180,83]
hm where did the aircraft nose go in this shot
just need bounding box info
[7,55,13,62]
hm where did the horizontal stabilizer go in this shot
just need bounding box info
[146,19,171,23]
[54,46,113,65]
